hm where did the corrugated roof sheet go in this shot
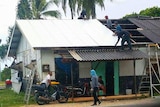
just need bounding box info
[129,18,160,43]
[16,19,119,48]
[69,49,148,61]
[8,19,122,57]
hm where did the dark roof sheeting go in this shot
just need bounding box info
[69,49,148,61]
[129,18,160,43]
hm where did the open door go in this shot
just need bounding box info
[106,61,114,96]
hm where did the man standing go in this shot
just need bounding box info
[114,30,132,50]
[105,15,112,29]
[90,69,101,106]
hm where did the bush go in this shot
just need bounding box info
[1,68,11,81]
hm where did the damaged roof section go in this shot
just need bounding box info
[69,49,148,61]
[99,19,152,44]
[129,18,160,43]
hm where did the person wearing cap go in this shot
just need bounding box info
[105,15,112,29]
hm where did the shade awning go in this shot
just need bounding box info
[10,61,23,71]
[68,49,148,61]
[25,60,36,70]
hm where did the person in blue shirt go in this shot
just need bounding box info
[114,21,122,33]
[90,69,101,106]
[114,30,132,50]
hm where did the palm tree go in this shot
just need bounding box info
[77,0,105,19]
[31,0,61,19]
[62,0,77,19]
[17,0,32,19]
[62,0,105,19]
[17,0,61,19]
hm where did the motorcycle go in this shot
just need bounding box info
[32,84,68,105]
[65,80,91,97]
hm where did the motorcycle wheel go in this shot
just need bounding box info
[35,93,46,105]
[58,92,68,103]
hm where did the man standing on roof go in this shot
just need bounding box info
[78,9,87,19]
[105,15,112,29]
[114,30,132,50]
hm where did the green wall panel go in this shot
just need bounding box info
[114,61,119,95]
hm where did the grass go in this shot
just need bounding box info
[0,88,35,107]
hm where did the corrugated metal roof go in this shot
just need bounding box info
[16,19,119,48]
[8,19,121,56]
[69,49,148,61]
[129,18,160,43]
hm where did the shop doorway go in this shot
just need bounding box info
[106,61,114,96]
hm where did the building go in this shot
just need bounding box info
[7,18,159,97]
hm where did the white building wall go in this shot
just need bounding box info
[119,59,146,76]
[35,50,42,80]
[79,62,91,78]
[135,59,146,76]
[16,35,27,62]
[78,59,146,78]
[119,47,148,76]
[41,50,55,80]
[119,60,134,76]
[16,35,37,77]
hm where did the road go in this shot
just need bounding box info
[22,97,160,107]
[112,97,160,107]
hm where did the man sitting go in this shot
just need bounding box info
[98,76,106,95]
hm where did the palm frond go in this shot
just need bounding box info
[42,10,61,18]
[62,0,67,14]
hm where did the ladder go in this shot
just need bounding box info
[148,43,160,98]
[138,59,150,94]
[24,65,36,104]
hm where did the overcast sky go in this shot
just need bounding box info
[0,0,160,70]
[0,0,160,44]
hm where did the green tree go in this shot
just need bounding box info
[62,0,77,19]
[17,0,32,19]
[31,0,61,19]
[0,27,11,59]
[77,0,105,19]
[0,44,8,59]
[17,0,61,19]
[62,0,105,19]
[0,27,14,59]
[123,12,139,19]
[123,6,160,19]
[140,6,160,17]
[1,68,11,81]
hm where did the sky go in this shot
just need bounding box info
[0,0,160,70]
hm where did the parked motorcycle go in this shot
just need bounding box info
[32,84,68,105]
[65,80,91,97]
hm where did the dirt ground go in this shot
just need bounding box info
[22,97,155,107]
